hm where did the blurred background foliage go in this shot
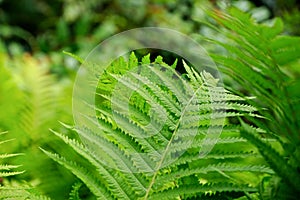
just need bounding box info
[1,0,300,70]
[0,0,299,199]
[1,0,300,56]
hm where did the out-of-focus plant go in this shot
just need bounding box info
[197,6,300,199]
[0,132,51,199]
[0,41,85,198]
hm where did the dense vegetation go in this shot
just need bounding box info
[0,0,299,199]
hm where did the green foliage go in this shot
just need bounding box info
[1,2,299,199]
[0,0,195,58]
[68,182,83,200]
[45,53,272,199]
[0,46,78,198]
[0,132,51,199]
[0,180,51,200]
[0,131,24,178]
[200,6,300,199]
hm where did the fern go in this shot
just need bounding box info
[0,49,78,197]
[240,121,300,191]
[0,131,24,178]
[0,180,51,200]
[200,6,300,199]
[1,3,297,199]
[46,52,271,199]
[0,132,52,199]
[68,182,83,200]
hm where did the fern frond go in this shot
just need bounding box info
[53,133,140,199]
[148,183,257,200]
[0,164,22,171]
[69,182,82,200]
[169,150,261,168]
[0,132,24,177]
[0,153,24,159]
[41,149,111,199]
[0,181,51,200]
[48,53,268,199]
[206,7,300,138]
[51,128,148,197]
[1,53,79,197]
[129,71,181,117]
[0,131,49,198]
[17,59,57,140]
[0,171,25,177]
[240,121,300,191]
[63,51,84,64]
[270,36,300,65]
[0,138,15,145]
[201,8,300,198]
[154,163,273,189]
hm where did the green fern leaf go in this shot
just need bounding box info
[69,182,82,200]
[148,183,257,200]
[240,121,300,191]
[0,132,24,177]
[41,149,111,199]
[47,52,268,199]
